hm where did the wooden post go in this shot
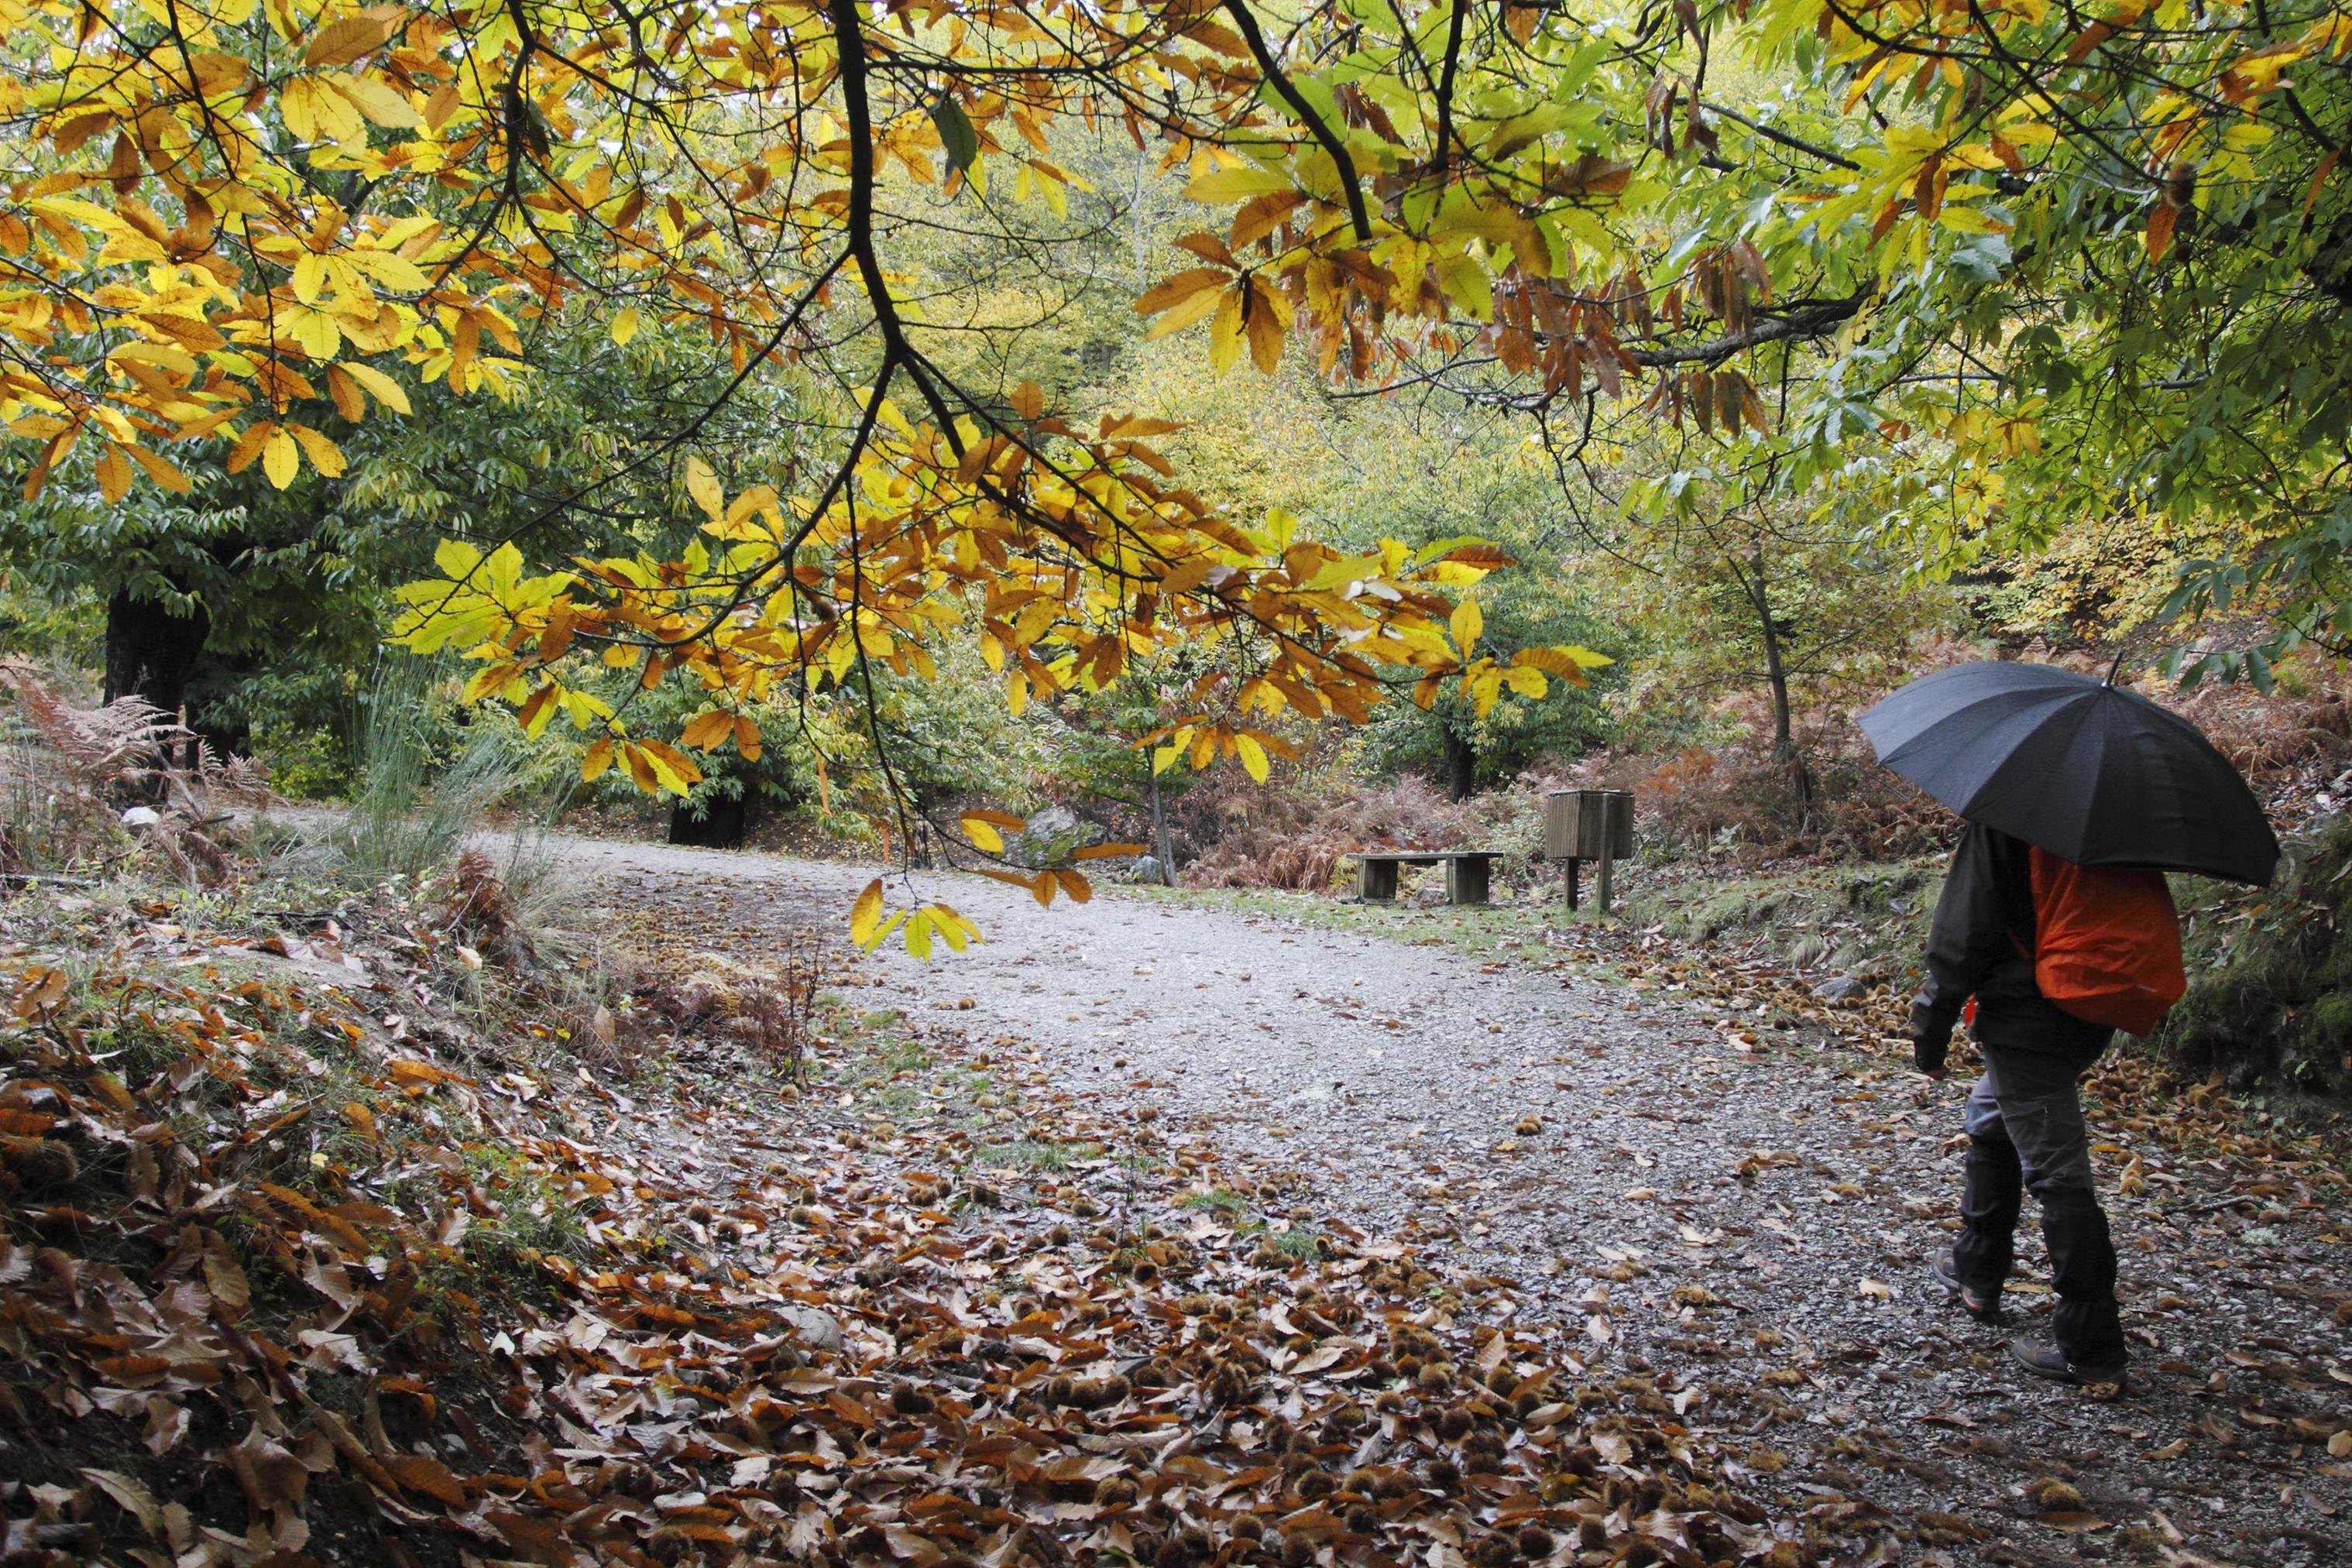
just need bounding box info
[1595,790,1633,913]
[1445,854,1491,905]
[1359,857,1399,901]
[1150,775,1175,886]
[1546,790,1633,917]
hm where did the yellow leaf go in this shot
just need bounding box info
[1469,669,1502,718]
[280,77,324,142]
[1133,268,1229,317]
[581,737,615,781]
[1450,595,1483,652]
[961,814,1005,853]
[1245,279,1284,372]
[1208,283,1247,375]
[850,877,885,945]
[94,444,130,503]
[733,715,762,761]
[935,903,981,949]
[262,428,300,489]
[328,71,418,129]
[125,446,193,494]
[931,904,971,952]
[685,455,724,523]
[679,709,735,750]
[222,421,270,475]
[338,361,411,414]
[1235,733,1270,783]
[1145,283,1227,341]
[629,739,702,795]
[283,74,366,144]
[610,307,641,346]
[1514,644,1611,683]
[290,424,345,477]
[1183,165,1294,203]
[304,14,393,66]
[516,681,558,737]
[327,366,366,422]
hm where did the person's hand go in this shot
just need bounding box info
[1911,1030,1950,1082]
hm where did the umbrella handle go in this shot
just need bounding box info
[2103,647,2129,688]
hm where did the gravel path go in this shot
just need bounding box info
[572,839,2352,1568]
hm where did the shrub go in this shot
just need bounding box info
[2159,813,2352,1095]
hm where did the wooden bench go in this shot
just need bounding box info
[1354,849,1499,905]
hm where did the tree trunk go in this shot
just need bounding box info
[669,789,749,849]
[1741,548,1815,809]
[104,590,209,719]
[1149,774,1175,886]
[1443,726,1476,802]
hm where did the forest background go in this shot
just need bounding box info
[7,0,2352,1094]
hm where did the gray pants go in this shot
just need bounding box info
[1954,1044,2125,1366]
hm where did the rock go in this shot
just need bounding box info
[1813,975,1863,1004]
[1008,805,1104,867]
[779,1305,843,1354]
[1127,855,1166,885]
[121,805,160,828]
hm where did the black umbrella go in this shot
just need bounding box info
[1858,660,2279,886]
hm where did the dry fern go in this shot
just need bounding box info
[0,660,276,882]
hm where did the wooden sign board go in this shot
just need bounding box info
[1543,790,1635,911]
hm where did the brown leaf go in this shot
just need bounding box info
[230,1425,310,1511]
[201,1228,250,1317]
[81,1468,164,1535]
[386,1453,468,1507]
[2038,1511,2110,1533]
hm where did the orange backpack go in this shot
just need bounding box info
[2024,846,2185,1036]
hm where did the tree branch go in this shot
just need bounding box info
[1626,297,1867,367]
[1221,0,1374,242]
[1433,0,1468,179]
[828,0,965,451]
[1698,100,1859,171]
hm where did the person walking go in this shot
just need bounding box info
[1860,658,2282,1390]
[1908,821,2129,1384]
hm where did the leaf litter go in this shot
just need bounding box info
[615,849,2352,1568]
[1,865,1825,1568]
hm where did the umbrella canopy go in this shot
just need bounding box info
[1859,661,2279,886]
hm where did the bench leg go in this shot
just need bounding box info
[1446,857,1490,905]
[1360,860,1399,901]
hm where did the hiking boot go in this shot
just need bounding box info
[1934,1250,2000,1324]
[2010,1337,2127,1388]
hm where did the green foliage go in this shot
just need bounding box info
[2161,816,2352,1094]
[0,579,102,671]
[1359,573,1618,788]
[1115,346,1626,791]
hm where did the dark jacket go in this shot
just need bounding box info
[1909,822,2112,1072]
